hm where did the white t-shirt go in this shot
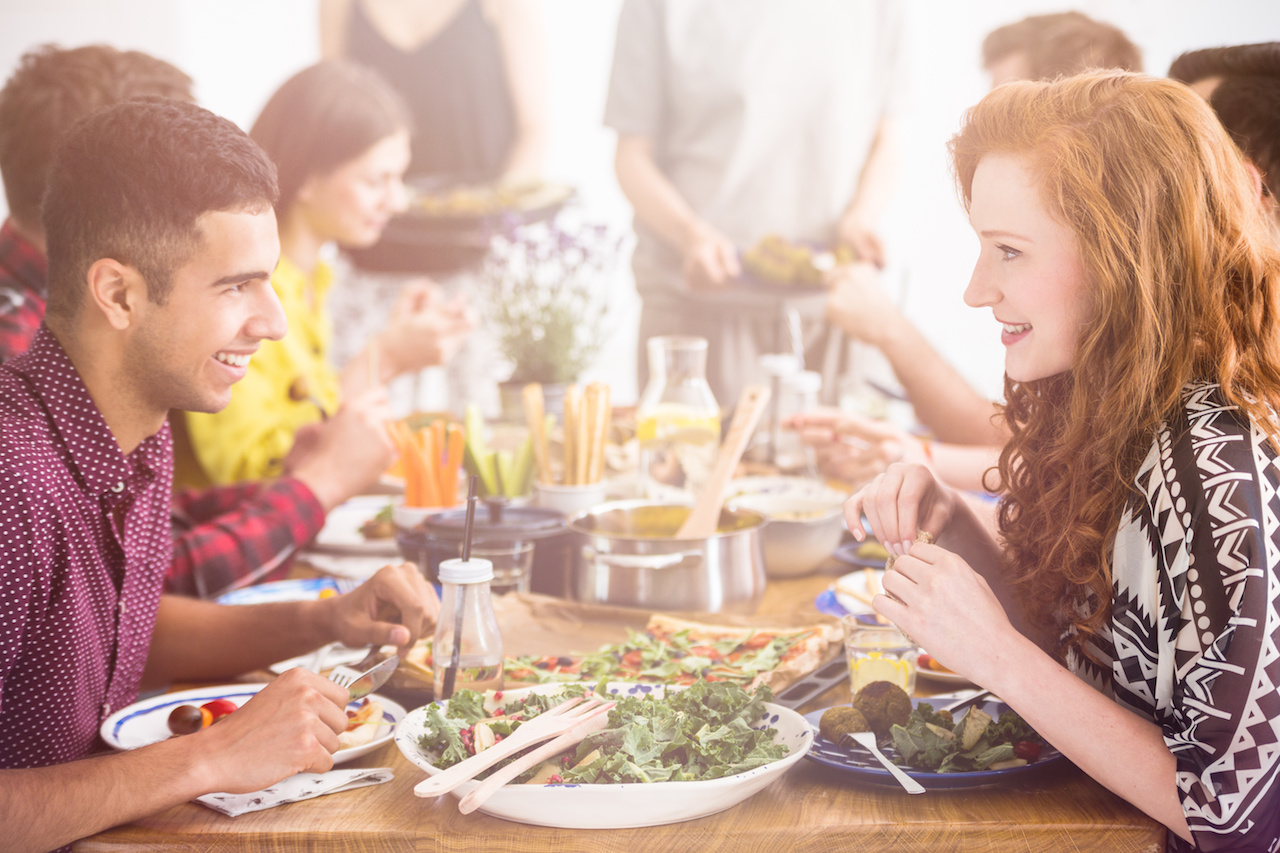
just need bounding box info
[604,0,909,295]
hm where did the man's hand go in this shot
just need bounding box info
[319,562,441,657]
[284,388,396,511]
[191,668,350,794]
[378,281,473,375]
[681,224,741,289]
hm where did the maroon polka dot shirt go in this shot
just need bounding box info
[0,326,172,768]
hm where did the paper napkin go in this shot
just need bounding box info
[196,768,395,817]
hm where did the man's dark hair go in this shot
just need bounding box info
[0,44,195,230]
[983,11,1142,80]
[250,60,412,215]
[42,99,278,320]
[1170,43,1280,202]
[1168,42,1280,84]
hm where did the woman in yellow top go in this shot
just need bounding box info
[182,60,471,485]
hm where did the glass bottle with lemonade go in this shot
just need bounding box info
[635,336,720,499]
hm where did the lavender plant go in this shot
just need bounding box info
[480,216,621,384]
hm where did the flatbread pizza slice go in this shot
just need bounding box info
[337,698,385,751]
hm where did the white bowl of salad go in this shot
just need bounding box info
[395,681,812,827]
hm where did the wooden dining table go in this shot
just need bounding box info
[75,564,1166,853]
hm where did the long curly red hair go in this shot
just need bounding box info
[949,72,1280,663]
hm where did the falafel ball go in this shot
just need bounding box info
[818,706,871,745]
[851,681,913,736]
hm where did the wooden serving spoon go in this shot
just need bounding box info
[675,384,771,540]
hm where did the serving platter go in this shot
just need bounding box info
[396,682,812,827]
[803,697,1064,789]
[101,684,404,765]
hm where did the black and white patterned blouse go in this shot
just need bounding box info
[1069,382,1280,852]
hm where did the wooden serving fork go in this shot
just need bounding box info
[414,696,611,798]
[457,701,616,814]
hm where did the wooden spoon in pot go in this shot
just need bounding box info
[675,384,771,540]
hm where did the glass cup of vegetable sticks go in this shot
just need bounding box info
[842,617,917,697]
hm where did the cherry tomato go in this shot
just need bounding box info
[1013,741,1042,761]
[200,698,238,723]
[743,634,774,650]
[621,650,645,668]
[167,704,210,735]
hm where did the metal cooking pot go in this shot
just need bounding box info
[568,501,767,614]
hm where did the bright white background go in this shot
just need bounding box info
[3,0,1279,406]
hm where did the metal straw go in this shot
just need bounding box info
[441,475,479,700]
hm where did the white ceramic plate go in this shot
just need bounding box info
[101,684,404,765]
[310,495,400,556]
[396,683,812,827]
[215,577,359,606]
[916,666,974,686]
[832,569,886,616]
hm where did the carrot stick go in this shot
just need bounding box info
[431,419,447,473]
[395,427,418,508]
[417,428,442,508]
[443,423,465,506]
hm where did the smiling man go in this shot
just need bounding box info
[0,98,439,853]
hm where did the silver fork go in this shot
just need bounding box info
[328,646,394,698]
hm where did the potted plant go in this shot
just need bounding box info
[479,215,621,418]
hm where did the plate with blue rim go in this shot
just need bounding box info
[803,696,1065,789]
[100,683,404,765]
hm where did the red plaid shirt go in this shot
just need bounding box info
[0,219,47,363]
[167,478,326,599]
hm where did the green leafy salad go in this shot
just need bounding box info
[889,702,1044,773]
[417,681,791,784]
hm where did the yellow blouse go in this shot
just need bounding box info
[178,255,342,486]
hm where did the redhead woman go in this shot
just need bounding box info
[180,60,472,486]
[848,72,1280,851]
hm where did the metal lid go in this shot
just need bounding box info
[421,498,566,544]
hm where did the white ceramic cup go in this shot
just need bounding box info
[533,481,607,518]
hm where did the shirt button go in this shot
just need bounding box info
[118,599,127,616]
[101,701,112,718]
[111,482,125,493]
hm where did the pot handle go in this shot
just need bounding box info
[585,549,704,571]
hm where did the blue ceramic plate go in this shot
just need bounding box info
[803,698,1065,788]
[216,577,359,606]
[833,541,889,570]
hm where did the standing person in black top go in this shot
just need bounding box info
[320,0,546,185]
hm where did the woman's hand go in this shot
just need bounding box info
[790,408,927,487]
[319,562,440,657]
[377,281,473,376]
[874,543,1017,686]
[844,462,956,555]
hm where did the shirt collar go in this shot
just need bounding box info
[11,326,172,496]
[274,254,332,300]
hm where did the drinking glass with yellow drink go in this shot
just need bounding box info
[635,336,721,498]
[842,618,917,697]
